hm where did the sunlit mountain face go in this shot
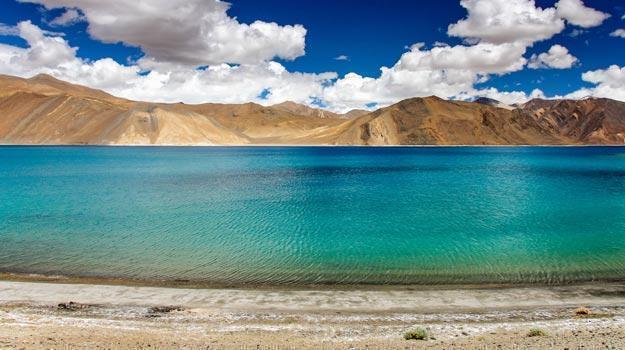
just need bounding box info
[2,74,625,146]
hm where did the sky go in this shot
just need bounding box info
[0,0,624,112]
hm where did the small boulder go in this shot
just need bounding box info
[575,306,591,316]
[147,305,184,314]
[57,301,90,311]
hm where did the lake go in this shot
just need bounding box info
[1,146,625,286]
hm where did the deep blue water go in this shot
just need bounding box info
[1,146,625,285]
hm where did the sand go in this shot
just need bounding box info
[1,280,625,349]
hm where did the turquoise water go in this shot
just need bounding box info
[1,146,625,286]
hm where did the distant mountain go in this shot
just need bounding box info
[271,101,368,119]
[0,74,343,145]
[335,96,564,145]
[271,101,339,119]
[473,97,515,111]
[522,98,625,144]
[342,109,370,119]
[1,74,624,145]
[0,74,130,105]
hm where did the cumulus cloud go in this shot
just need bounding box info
[323,0,605,111]
[321,42,530,111]
[580,65,625,101]
[20,0,307,66]
[555,0,610,28]
[0,21,77,73]
[0,21,141,91]
[565,65,625,101]
[325,0,606,111]
[611,29,625,39]
[528,44,578,69]
[476,87,545,105]
[582,65,625,87]
[334,55,349,61]
[448,0,607,45]
[398,42,527,74]
[448,0,564,45]
[120,63,336,106]
[0,21,333,106]
[49,8,85,27]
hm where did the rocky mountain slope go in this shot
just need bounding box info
[1,74,624,145]
[334,96,566,145]
[521,98,625,144]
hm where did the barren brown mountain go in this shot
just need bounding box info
[1,74,624,145]
[521,98,625,144]
[335,96,566,145]
[271,101,367,119]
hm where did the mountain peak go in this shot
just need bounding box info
[273,101,301,108]
[271,100,341,119]
[28,73,64,84]
[473,96,515,110]
[474,97,500,105]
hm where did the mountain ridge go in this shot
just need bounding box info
[1,74,624,145]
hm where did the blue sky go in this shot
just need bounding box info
[229,0,625,96]
[0,0,624,111]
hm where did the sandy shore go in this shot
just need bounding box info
[1,280,625,349]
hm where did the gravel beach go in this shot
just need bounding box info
[1,280,625,349]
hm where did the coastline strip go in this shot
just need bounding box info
[2,280,625,313]
[2,280,625,349]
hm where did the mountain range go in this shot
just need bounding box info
[1,74,624,145]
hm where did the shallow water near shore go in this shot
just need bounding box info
[1,146,625,286]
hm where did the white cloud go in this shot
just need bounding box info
[49,8,85,27]
[565,65,625,101]
[528,44,577,69]
[321,42,529,111]
[0,21,63,37]
[20,0,307,66]
[555,0,610,28]
[0,21,141,91]
[568,28,587,37]
[0,21,333,107]
[323,0,606,111]
[0,21,77,72]
[476,87,545,105]
[611,29,625,39]
[334,55,349,61]
[582,65,625,87]
[448,0,564,45]
[448,0,607,45]
[0,23,19,36]
[398,42,527,74]
[118,63,336,106]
